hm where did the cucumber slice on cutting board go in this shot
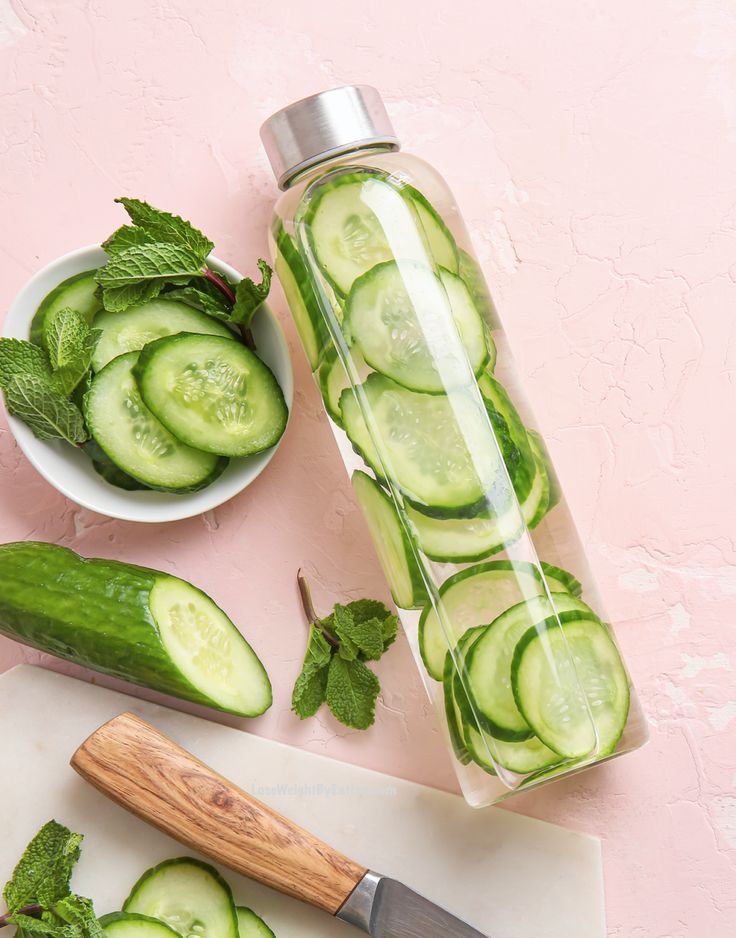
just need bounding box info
[512,611,630,758]
[84,352,227,493]
[30,270,102,348]
[124,859,238,938]
[340,373,497,516]
[274,222,329,369]
[92,299,236,371]
[134,334,288,458]
[465,594,596,738]
[352,470,427,609]
[419,560,575,681]
[0,542,272,716]
[235,908,275,938]
[344,261,487,393]
[305,170,459,295]
[101,914,182,938]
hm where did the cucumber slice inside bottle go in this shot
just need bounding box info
[466,594,596,738]
[124,859,238,938]
[30,270,102,348]
[404,450,549,562]
[352,470,427,609]
[419,560,574,681]
[274,222,329,368]
[512,612,630,758]
[479,374,537,504]
[101,914,183,938]
[135,334,288,458]
[235,908,275,938]
[84,352,227,493]
[344,261,488,393]
[340,373,497,516]
[457,248,500,330]
[318,347,371,426]
[92,299,236,372]
[305,170,459,295]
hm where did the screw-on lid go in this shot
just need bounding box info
[260,85,399,189]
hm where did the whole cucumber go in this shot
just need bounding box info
[0,541,271,717]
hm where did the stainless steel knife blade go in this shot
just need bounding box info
[338,871,491,938]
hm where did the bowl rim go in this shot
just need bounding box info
[2,243,293,523]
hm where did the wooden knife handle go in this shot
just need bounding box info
[70,712,367,914]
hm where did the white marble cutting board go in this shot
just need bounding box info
[0,666,605,937]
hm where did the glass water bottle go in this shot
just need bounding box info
[261,85,648,806]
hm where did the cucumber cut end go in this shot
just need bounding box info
[235,908,275,938]
[150,578,272,717]
[101,914,183,938]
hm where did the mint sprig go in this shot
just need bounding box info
[98,199,272,346]
[292,571,398,730]
[4,375,87,444]
[0,821,102,938]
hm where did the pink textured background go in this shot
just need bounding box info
[1,2,735,934]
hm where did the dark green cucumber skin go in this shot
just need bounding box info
[100,913,181,936]
[123,858,239,936]
[274,220,331,358]
[0,542,270,717]
[30,270,102,347]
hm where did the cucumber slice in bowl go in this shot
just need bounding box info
[101,914,182,938]
[344,261,488,393]
[135,334,288,458]
[512,612,630,758]
[419,560,575,681]
[305,169,459,295]
[92,298,236,371]
[124,859,238,938]
[352,470,427,609]
[235,908,275,938]
[30,269,102,348]
[0,542,272,716]
[84,352,227,493]
[466,594,596,738]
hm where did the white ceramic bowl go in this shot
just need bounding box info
[3,245,293,523]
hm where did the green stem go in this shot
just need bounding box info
[0,904,43,929]
[296,570,339,648]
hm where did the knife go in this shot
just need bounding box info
[70,712,489,938]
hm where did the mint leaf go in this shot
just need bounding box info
[163,285,233,320]
[292,624,332,718]
[326,656,380,730]
[0,339,51,390]
[53,896,104,938]
[230,260,272,327]
[330,605,359,661]
[102,225,154,255]
[344,599,391,624]
[97,243,205,313]
[44,310,99,397]
[100,279,164,313]
[335,615,385,661]
[3,375,87,443]
[115,198,214,258]
[380,612,399,651]
[3,821,82,910]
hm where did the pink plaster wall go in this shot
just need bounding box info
[1,2,735,934]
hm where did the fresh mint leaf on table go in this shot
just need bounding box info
[292,571,399,729]
[0,820,102,938]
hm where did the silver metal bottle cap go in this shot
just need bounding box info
[260,85,399,189]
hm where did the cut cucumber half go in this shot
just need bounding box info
[0,542,272,717]
[479,374,537,504]
[124,859,238,938]
[236,908,275,938]
[274,222,329,368]
[419,560,573,681]
[101,914,182,938]
[344,261,487,393]
[305,170,458,295]
[135,334,288,458]
[340,373,495,516]
[92,299,235,371]
[512,612,630,758]
[352,470,427,609]
[30,270,102,348]
[85,352,228,492]
[466,594,596,738]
